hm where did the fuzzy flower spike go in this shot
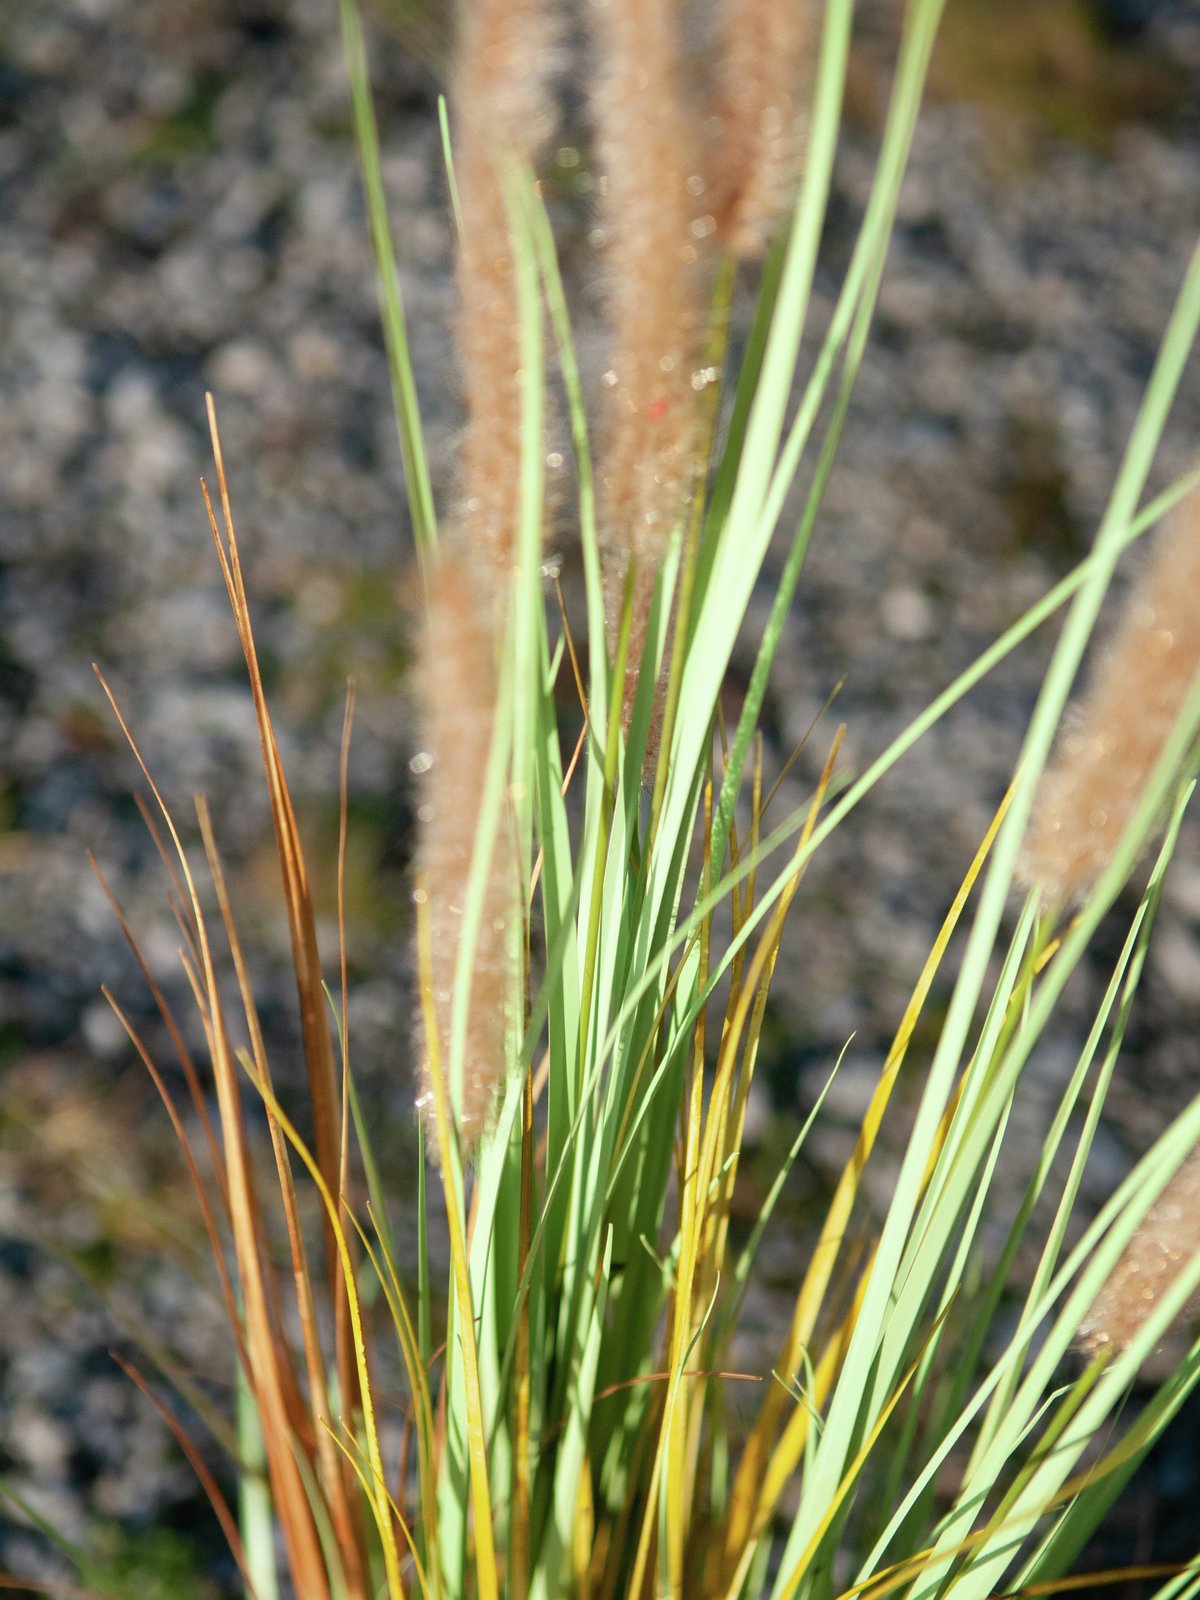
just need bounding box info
[411,0,558,1149]
[453,0,560,576]
[589,0,706,711]
[1078,1144,1200,1355]
[705,0,812,257]
[1025,481,1200,1353]
[412,555,514,1146]
[1022,481,1200,906]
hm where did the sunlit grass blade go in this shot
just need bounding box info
[705,0,946,883]
[345,1203,442,1597]
[771,1311,955,1600]
[966,800,1187,1485]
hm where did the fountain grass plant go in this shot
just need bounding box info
[34,0,1200,1596]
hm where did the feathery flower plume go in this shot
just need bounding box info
[452,0,559,573]
[588,0,706,701]
[705,0,811,256]
[407,0,557,1145]
[412,555,514,1146]
[1022,484,1200,904]
[1078,1144,1200,1354]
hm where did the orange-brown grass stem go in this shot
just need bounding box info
[201,404,348,1315]
[202,404,367,1532]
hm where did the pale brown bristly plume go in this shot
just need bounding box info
[407,0,558,1146]
[452,0,559,573]
[1022,484,1200,905]
[1078,1144,1200,1354]
[705,0,811,256]
[413,555,514,1145]
[588,0,706,701]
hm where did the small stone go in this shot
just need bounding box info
[880,585,934,642]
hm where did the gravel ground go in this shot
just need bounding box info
[3,0,1200,1590]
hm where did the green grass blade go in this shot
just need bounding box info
[337,0,437,571]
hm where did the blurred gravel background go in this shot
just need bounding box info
[3,0,1200,1591]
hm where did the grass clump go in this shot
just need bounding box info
[37,1,1200,1597]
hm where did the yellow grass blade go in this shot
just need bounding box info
[573,1446,596,1598]
[750,1264,871,1553]
[344,1209,443,1600]
[696,732,842,1284]
[662,774,716,1588]
[629,734,847,1594]
[326,1425,430,1599]
[334,684,363,1544]
[797,777,1016,1337]
[236,1063,406,1598]
[511,1065,536,1600]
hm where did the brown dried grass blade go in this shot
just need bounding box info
[92,669,330,1599]
[112,1353,260,1600]
[202,396,346,1308]
[88,850,228,1215]
[0,1578,111,1598]
[101,983,248,1377]
[196,799,368,1596]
